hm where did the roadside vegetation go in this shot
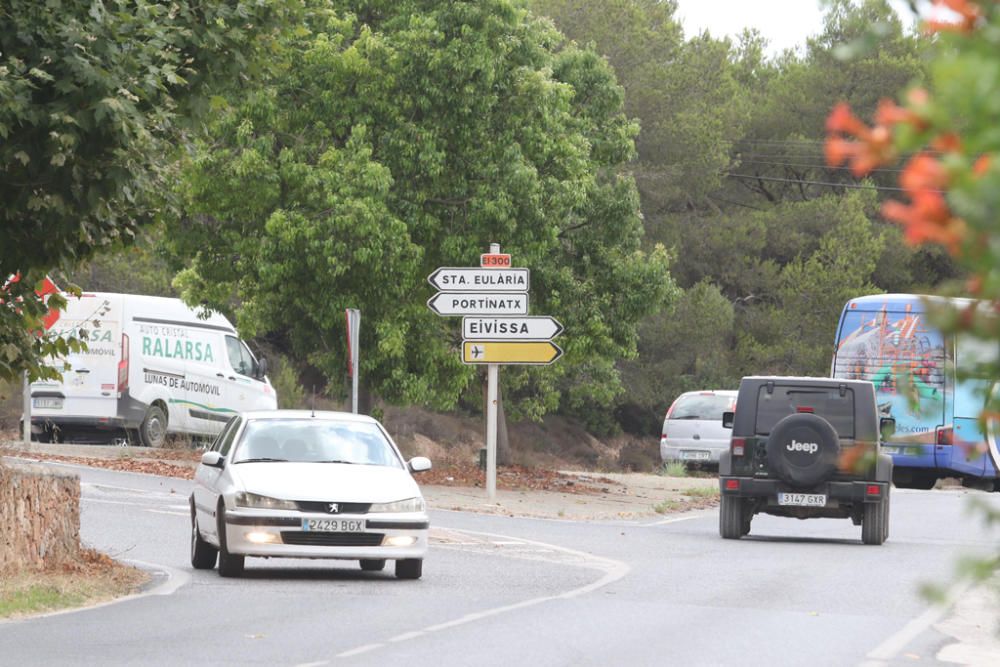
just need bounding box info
[0,550,147,620]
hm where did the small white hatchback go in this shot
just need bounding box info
[660,390,738,467]
[190,410,430,579]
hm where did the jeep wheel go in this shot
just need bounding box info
[766,413,840,488]
[720,495,744,539]
[862,496,888,545]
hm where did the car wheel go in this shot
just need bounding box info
[216,501,245,577]
[395,559,423,580]
[360,559,386,572]
[861,497,887,545]
[190,501,218,570]
[719,495,744,539]
[139,405,167,448]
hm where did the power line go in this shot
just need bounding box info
[734,158,906,174]
[724,172,939,194]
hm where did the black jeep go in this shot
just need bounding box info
[718,376,895,545]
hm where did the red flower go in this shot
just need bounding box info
[924,0,983,33]
[882,153,966,253]
[825,102,895,176]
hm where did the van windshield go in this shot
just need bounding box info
[670,394,735,420]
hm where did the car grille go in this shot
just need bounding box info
[294,501,372,514]
[280,532,384,547]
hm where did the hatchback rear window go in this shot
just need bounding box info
[754,385,855,438]
[669,394,735,420]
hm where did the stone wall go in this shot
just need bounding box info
[0,461,81,570]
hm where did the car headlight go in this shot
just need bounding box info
[369,497,425,513]
[235,492,297,511]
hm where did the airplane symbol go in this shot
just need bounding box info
[472,345,484,359]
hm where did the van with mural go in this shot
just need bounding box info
[831,293,999,491]
[29,292,277,446]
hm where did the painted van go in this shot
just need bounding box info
[30,292,277,446]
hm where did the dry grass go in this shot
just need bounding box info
[0,549,148,620]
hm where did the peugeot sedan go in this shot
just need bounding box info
[190,410,431,579]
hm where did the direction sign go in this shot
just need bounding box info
[427,267,529,292]
[427,292,528,316]
[462,341,563,365]
[462,316,563,341]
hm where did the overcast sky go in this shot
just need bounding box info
[673,0,921,55]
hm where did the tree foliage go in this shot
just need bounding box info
[0,0,297,380]
[168,0,675,417]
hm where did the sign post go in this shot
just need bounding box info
[22,372,30,446]
[345,308,360,414]
[426,244,563,501]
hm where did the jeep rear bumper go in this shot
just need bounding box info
[719,477,889,503]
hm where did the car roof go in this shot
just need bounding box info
[239,410,380,424]
[740,376,873,388]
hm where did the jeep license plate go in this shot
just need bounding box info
[777,493,826,507]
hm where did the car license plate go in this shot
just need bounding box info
[882,446,901,455]
[681,451,710,461]
[32,397,63,409]
[301,518,365,532]
[777,493,827,507]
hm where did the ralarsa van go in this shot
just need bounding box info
[30,292,278,446]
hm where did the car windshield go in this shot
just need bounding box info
[670,394,735,420]
[232,419,403,468]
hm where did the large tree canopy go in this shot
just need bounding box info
[0,0,296,380]
[168,0,675,417]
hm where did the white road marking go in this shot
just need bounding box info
[336,644,384,658]
[643,513,707,526]
[862,580,972,665]
[334,526,629,661]
[146,509,188,517]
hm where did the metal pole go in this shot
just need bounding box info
[22,372,31,446]
[485,242,500,500]
[348,309,360,414]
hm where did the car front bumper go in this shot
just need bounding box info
[223,510,430,560]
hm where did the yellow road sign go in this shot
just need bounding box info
[462,341,563,365]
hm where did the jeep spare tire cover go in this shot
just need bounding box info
[766,413,840,487]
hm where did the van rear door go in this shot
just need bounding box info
[32,294,122,422]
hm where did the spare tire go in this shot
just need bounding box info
[766,413,840,487]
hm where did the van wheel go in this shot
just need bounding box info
[139,406,167,448]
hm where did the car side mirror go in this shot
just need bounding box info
[200,451,226,469]
[408,456,432,473]
[722,411,734,429]
[256,357,268,380]
[880,417,896,440]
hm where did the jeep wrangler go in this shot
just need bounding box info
[718,376,895,545]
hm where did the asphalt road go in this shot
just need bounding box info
[1,462,996,666]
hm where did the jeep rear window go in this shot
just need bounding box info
[754,386,855,438]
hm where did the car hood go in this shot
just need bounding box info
[232,462,422,503]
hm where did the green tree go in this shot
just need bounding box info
[0,0,298,380]
[168,0,675,418]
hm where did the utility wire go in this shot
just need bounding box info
[734,158,906,174]
[724,172,939,194]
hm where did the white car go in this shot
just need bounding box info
[660,390,738,466]
[190,410,431,579]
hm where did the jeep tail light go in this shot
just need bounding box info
[866,484,881,497]
[731,437,746,456]
[936,427,953,446]
[117,333,129,394]
[724,479,740,491]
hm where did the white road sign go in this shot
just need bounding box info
[462,316,563,341]
[427,292,529,316]
[427,267,530,292]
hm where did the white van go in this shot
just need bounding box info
[29,292,277,446]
